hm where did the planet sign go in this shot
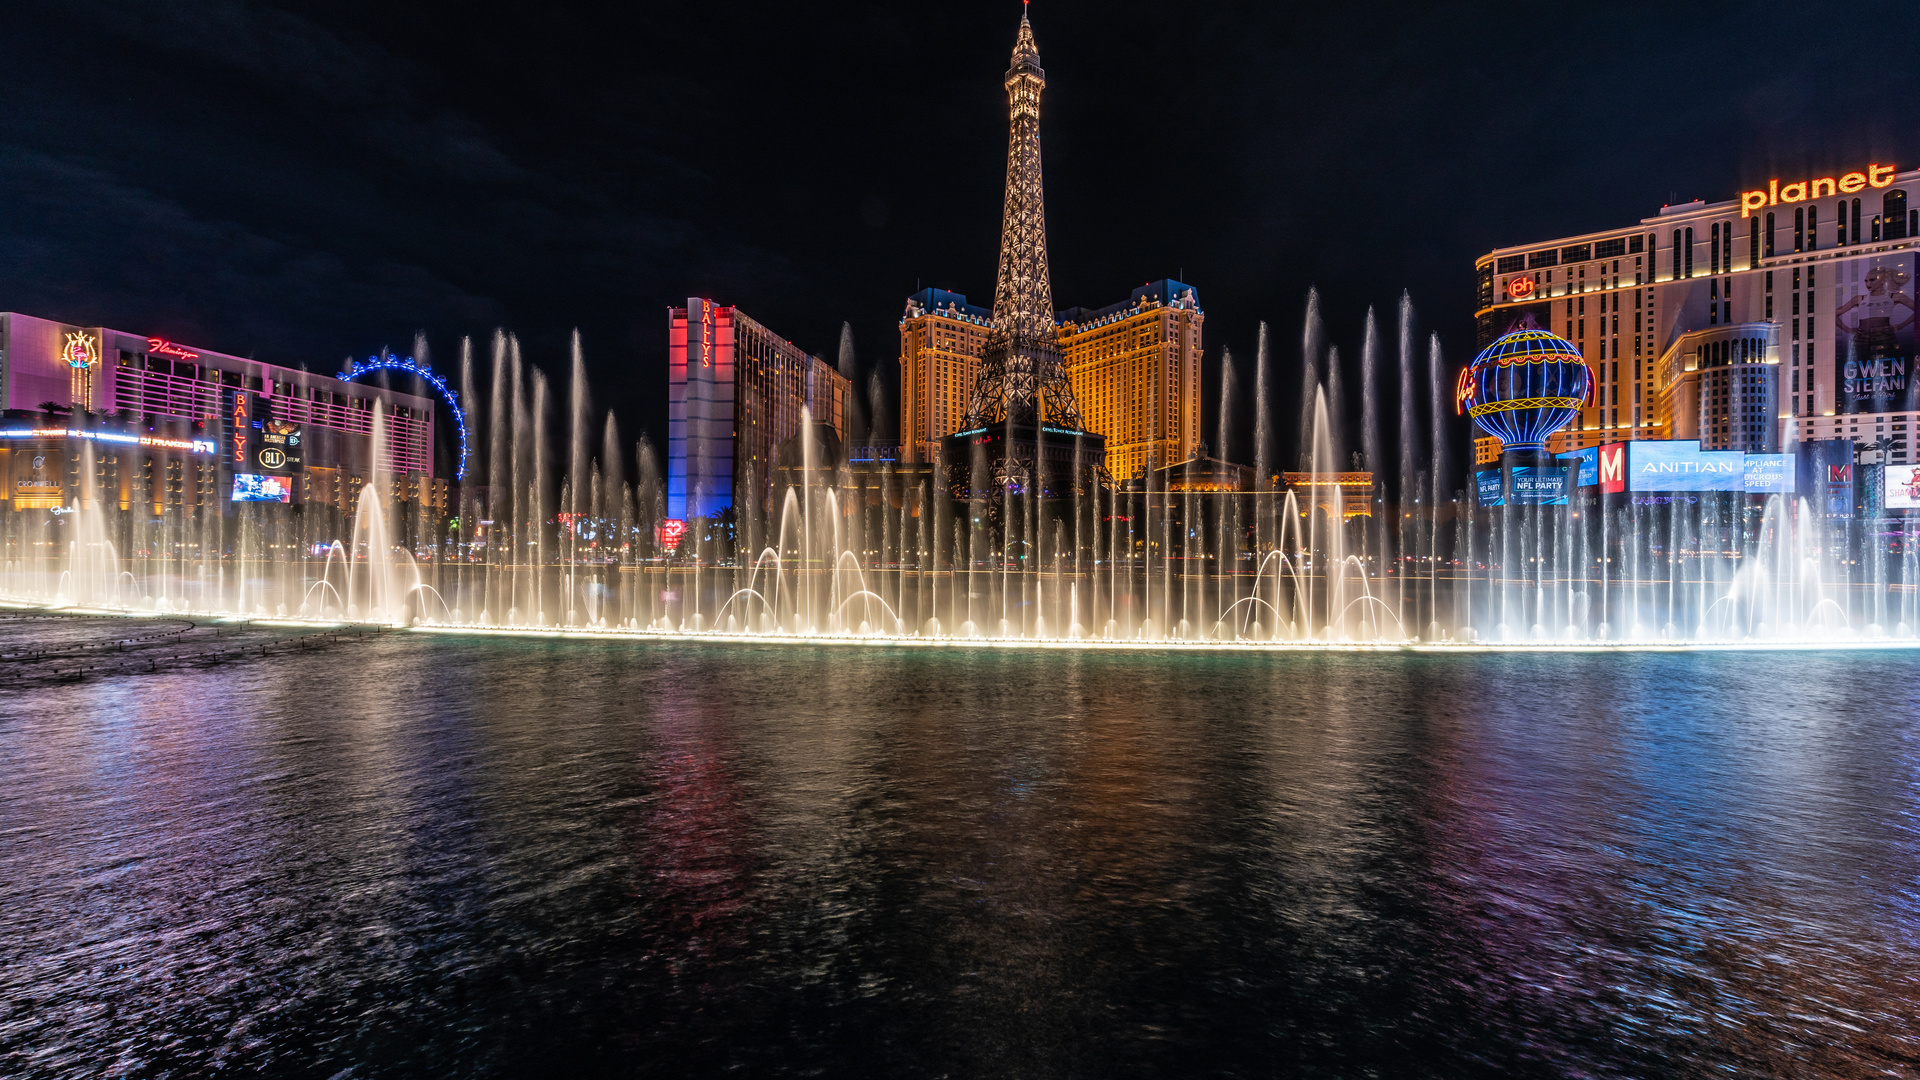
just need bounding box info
[1506,276,1536,300]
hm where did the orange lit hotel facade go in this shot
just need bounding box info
[1475,161,1920,466]
[898,279,1203,481]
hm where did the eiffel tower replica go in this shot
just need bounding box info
[941,9,1107,504]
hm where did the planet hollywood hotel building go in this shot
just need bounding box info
[1475,161,1920,465]
[0,311,438,513]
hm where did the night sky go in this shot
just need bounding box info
[6,0,1918,468]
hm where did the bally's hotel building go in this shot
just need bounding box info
[1475,162,1920,465]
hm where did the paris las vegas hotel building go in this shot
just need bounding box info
[1476,160,1920,465]
[898,279,1203,481]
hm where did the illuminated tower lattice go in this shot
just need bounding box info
[962,12,1086,431]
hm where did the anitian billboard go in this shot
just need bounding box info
[1626,440,1745,492]
[1887,463,1920,509]
[1835,252,1919,414]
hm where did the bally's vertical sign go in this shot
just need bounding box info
[230,388,257,469]
[229,388,303,475]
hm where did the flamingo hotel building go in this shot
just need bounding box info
[1475,161,1920,466]
[0,311,440,513]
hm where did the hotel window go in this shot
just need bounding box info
[1885,189,1908,239]
[1794,207,1805,252]
[1711,223,1721,274]
[1851,198,1862,242]
[1806,205,1818,250]
[1765,213,1776,256]
[1723,220,1733,269]
[1838,203,1849,245]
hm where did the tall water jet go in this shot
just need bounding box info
[838,322,865,443]
[1251,317,1272,468]
[1298,289,1323,469]
[1396,291,1418,625]
[1427,332,1448,640]
[1325,346,1346,469]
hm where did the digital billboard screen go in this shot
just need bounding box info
[1626,441,1745,492]
[1795,440,1857,518]
[1743,453,1796,494]
[1557,446,1597,487]
[258,418,304,473]
[1475,469,1504,507]
[1836,252,1920,415]
[1887,464,1920,509]
[1509,465,1570,505]
[232,473,294,503]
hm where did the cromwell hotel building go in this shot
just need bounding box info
[1476,161,1920,465]
[898,279,1203,481]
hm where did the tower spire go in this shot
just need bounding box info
[963,7,1085,430]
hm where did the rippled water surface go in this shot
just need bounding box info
[2,614,1918,1078]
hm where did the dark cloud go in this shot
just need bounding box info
[4,0,1917,460]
